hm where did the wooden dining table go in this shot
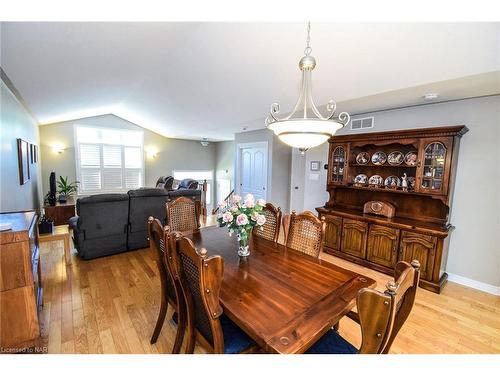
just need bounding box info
[186,226,376,354]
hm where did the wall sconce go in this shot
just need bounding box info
[52,143,65,154]
[146,147,158,159]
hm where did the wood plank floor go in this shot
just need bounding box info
[38,222,500,354]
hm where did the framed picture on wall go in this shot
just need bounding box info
[34,145,38,163]
[17,138,30,185]
[310,161,321,171]
[30,144,35,163]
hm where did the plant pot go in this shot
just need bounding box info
[58,195,67,203]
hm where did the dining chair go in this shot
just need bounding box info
[166,196,200,233]
[253,203,282,243]
[285,210,325,258]
[172,235,256,354]
[306,260,421,354]
[147,217,186,353]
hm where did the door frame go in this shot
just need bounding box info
[235,141,269,200]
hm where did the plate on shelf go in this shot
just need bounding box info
[388,151,404,165]
[355,152,370,165]
[354,174,368,184]
[384,175,401,188]
[371,151,387,165]
[404,151,418,166]
[368,175,384,186]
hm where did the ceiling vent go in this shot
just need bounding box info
[351,116,374,130]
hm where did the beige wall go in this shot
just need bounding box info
[39,114,217,204]
[0,79,41,212]
[214,141,234,203]
[297,95,500,289]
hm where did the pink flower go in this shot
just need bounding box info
[244,196,255,208]
[236,213,249,226]
[256,198,266,207]
[250,211,259,221]
[222,212,233,223]
[232,195,242,204]
[218,200,227,209]
[231,205,239,213]
[256,214,266,226]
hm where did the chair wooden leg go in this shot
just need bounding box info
[172,305,186,354]
[150,296,168,344]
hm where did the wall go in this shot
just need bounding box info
[39,114,216,203]
[298,95,500,289]
[234,129,292,212]
[0,79,41,212]
[214,141,234,204]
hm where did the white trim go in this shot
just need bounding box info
[447,273,500,296]
[235,141,269,200]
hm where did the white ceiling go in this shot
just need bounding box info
[1,22,499,140]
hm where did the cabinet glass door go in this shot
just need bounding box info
[418,139,452,195]
[330,145,347,184]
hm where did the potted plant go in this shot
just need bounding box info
[217,193,266,257]
[57,176,79,203]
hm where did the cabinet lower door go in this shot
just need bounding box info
[341,219,368,258]
[399,231,437,280]
[323,215,342,251]
[366,225,400,268]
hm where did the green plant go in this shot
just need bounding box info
[57,176,79,197]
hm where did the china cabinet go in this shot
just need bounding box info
[318,125,468,293]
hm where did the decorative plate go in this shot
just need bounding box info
[371,151,387,165]
[388,151,404,165]
[355,152,370,165]
[384,175,401,187]
[404,151,418,166]
[354,174,368,184]
[368,175,384,186]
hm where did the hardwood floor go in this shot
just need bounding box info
[37,222,500,354]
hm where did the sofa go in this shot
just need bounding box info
[69,187,201,260]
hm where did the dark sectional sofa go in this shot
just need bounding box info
[69,186,201,260]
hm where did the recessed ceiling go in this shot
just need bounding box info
[1,22,499,140]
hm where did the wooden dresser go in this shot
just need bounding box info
[318,126,468,293]
[0,211,42,350]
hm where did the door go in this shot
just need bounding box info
[289,149,306,212]
[237,143,268,200]
[416,138,453,195]
[341,219,368,258]
[323,215,342,251]
[399,231,437,280]
[329,143,349,185]
[366,225,400,268]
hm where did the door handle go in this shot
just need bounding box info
[263,187,266,190]
[294,186,299,190]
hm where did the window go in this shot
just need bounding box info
[173,170,213,207]
[75,126,144,194]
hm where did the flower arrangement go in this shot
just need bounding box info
[217,193,266,256]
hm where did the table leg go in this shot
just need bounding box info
[64,235,72,265]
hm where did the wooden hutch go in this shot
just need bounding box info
[317,125,468,293]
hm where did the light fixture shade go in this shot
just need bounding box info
[266,23,349,151]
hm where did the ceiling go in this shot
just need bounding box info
[1,22,499,140]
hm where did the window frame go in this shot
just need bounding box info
[74,125,145,195]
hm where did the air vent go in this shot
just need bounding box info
[351,116,374,130]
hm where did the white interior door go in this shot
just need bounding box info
[238,143,268,200]
[289,149,306,212]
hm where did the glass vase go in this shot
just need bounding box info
[237,228,252,257]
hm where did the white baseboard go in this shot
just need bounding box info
[447,273,500,296]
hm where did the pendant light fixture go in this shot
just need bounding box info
[265,22,350,152]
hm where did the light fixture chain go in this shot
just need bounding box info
[304,21,312,56]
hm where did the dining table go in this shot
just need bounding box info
[186,226,376,354]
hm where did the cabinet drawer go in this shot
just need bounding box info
[399,231,437,280]
[0,241,33,291]
[367,225,400,268]
[341,219,368,259]
[321,215,342,251]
